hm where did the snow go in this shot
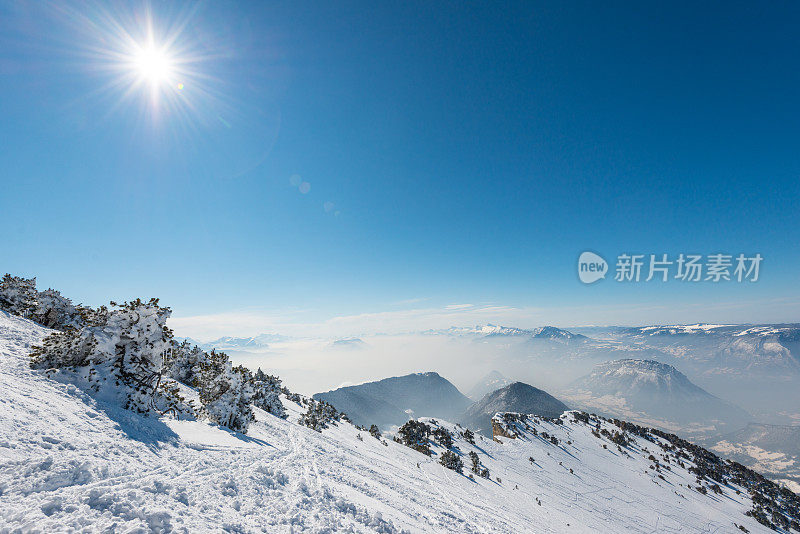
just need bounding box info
[0,311,781,533]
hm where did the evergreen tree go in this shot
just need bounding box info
[469,451,481,474]
[299,399,341,431]
[432,426,453,449]
[30,298,184,415]
[197,351,255,433]
[165,341,206,386]
[369,424,381,439]
[439,450,463,473]
[251,367,287,419]
[33,288,81,329]
[462,428,475,444]
[0,274,38,318]
[397,420,432,456]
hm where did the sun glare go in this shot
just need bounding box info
[79,4,216,121]
[134,44,173,85]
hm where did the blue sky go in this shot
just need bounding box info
[1,1,799,337]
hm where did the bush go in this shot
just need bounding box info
[397,420,432,456]
[1,274,83,330]
[30,298,185,414]
[299,399,342,431]
[439,450,463,473]
[252,368,286,419]
[197,351,255,433]
[462,428,475,444]
[165,341,206,386]
[469,451,480,473]
[0,274,38,318]
[432,426,453,449]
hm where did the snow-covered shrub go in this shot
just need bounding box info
[299,399,342,432]
[165,341,206,386]
[462,428,475,444]
[397,420,432,456]
[0,274,38,318]
[1,274,84,330]
[432,426,454,449]
[30,298,187,414]
[252,368,286,419]
[439,450,463,473]
[469,451,480,473]
[33,288,81,329]
[197,350,255,433]
[369,424,381,439]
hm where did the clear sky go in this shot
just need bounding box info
[2,1,799,338]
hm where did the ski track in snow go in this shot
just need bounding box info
[0,311,779,533]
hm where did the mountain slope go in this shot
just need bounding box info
[466,369,512,401]
[710,423,800,492]
[1,311,796,533]
[564,359,751,439]
[313,372,472,429]
[460,381,568,436]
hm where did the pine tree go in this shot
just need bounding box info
[251,367,287,419]
[33,288,81,329]
[30,298,184,415]
[0,274,38,318]
[439,450,463,473]
[469,451,481,474]
[369,424,381,439]
[397,420,432,456]
[165,341,206,386]
[197,351,255,433]
[462,428,475,444]
[432,426,453,449]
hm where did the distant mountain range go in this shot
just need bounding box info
[327,338,367,350]
[175,333,289,352]
[432,324,587,341]
[466,370,512,401]
[313,372,472,429]
[460,382,569,436]
[563,359,751,439]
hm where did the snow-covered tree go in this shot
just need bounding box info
[299,399,342,432]
[432,426,453,449]
[469,451,480,473]
[252,367,286,419]
[197,351,255,433]
[462,428,475,445]
[165,341,206,386]
[30,298,185,414]
[33,288,81,329]
[397,420,432,456]
[0,274,38,318]
[369,424,381,439]
[439,450,463,473]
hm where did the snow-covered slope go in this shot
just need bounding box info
[1,311,796,533]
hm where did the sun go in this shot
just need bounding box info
[133,44,173,86]
[77,3,215,120]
